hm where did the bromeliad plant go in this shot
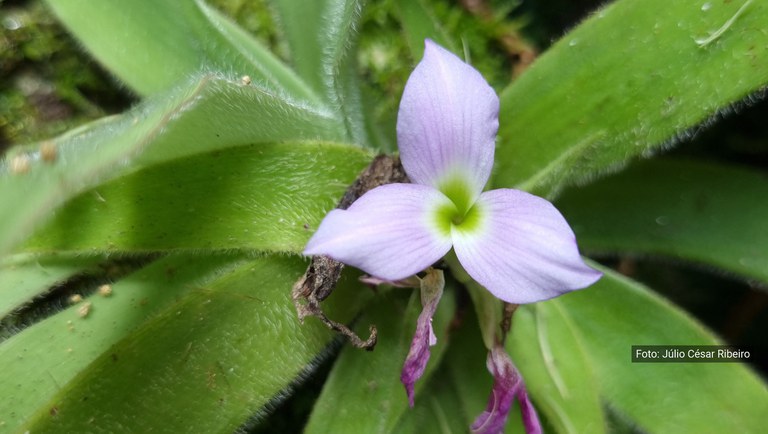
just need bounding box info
[1,0,767,433]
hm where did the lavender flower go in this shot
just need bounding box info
[304,39,601,427]
[304,40,600,304]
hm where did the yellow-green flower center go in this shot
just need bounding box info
[437,176,474,218]
[433,177,482,236]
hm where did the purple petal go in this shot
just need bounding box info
[304,183,452,281]
[518,389,543,434]
[401,270,444,407]
[397,39,499,203]
[470,346,522,434]
[452,188,602,304]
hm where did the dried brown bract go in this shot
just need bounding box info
[292,155,409,350]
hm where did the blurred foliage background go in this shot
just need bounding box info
[1,0,766,431]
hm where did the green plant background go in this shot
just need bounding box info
[1,0,766,432]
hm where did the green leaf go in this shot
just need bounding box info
[270,0,368,145]
[445,320,490,426]
[23,142,370,255]
[395,0,456,60]
[270,0,360,98]
[0,74,347,256]
[550,264,768,433]
[130,75,347,168]
[269,0,332,95]
[509,303,607,434]
[443,253,500,350]
[496,0,768,198]
[304,288,456,433]
[12,255,367,432]
[393,364,469,434]
[1,254,246,429]
[557,158,768,285]
[44,0,318,101]
[0,254,103,318]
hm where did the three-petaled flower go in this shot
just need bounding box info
[305,40,600,306]
[304,39,601,433]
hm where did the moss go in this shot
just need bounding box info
[0,0,294,151]
[0,1,133,149]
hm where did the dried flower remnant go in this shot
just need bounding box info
[293,155,408,350]
[400,268,444,406]
[471,346,542,434]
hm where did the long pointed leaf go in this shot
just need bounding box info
[23,142,369,255]
[44,0,318,101]
[497,0,768,198]
[14,255,368,432]
[1,254,246,429]
[270,0,361,98]
[0,74,347,256]
[395,0,455,60]
[557,158,768,285]
[270,0,368,145]
[549,264,767,433]
[510,303,607,434]
[0,254,105,319]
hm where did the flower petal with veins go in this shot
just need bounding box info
[304,183,453,281]
[397,40,499,210]
[452,188,602,304]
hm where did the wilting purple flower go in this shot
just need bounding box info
[304,39,600,413]
[472,346,542,434]
[304,39,600,304]
[400,269,444,407]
